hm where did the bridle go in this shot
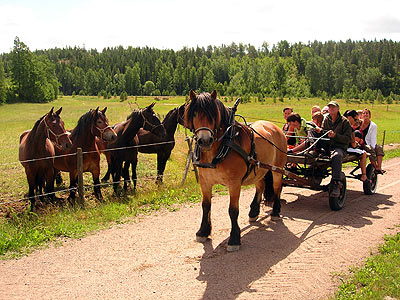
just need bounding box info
[140,110,163,134]
[43,117,69,148]
[94,124,113,141]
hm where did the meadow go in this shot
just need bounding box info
[0,95,399,259]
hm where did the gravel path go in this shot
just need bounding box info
[1,158,400,300]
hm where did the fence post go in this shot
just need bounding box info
[181,136,199,185]
[77,147,84,207]
[382,130,386,150]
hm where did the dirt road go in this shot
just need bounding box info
[1,158,400,300]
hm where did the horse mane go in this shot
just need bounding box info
[163,107,178,123]
[26,114,46,143]
[70,110,95,140]
[126,110,141,121]
[185,92,230,129]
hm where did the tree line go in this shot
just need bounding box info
[1,37,400,103]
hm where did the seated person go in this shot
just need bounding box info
[286,112,309,147]
[360,108,385,174]
[314,101,352,197]
[344,109,361,131]
[347,130,368,182]
[288,112,324,154]
[282,107,295,147]
[311,105,321,118]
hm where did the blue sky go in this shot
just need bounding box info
[1,0,400,53]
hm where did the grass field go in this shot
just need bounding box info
[0,95,399,259]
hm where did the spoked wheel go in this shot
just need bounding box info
[329,172,347,211]
[363,164,378,195]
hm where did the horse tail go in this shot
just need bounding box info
[263,170,274,206]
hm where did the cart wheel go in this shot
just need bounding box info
[329,172,347,211]
[363,164,377,195]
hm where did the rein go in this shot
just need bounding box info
[43,117,68,148]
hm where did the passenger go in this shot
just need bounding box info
[360,108,385,174]
[311,105,321,118]
[286,112,309,146]
[288,112,324,154]
[344,109,361,131]
[321,106,329,116]
[314,101,352,197]
[357,109,363,121]
[282,107,296,148]
[344,110,368,182]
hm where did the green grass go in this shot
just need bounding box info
[1,95,399,258]
[330,231,400,300]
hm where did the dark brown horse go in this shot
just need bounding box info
[106,103,166,194]
[19,107,72,211]
[185,90,287,251]
[100,104,184,184]
[54,107,116,204]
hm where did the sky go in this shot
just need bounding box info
[1,0,400,53]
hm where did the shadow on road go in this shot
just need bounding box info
[196,188,394,300]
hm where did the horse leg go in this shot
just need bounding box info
[122,161,131,191]
[249,179,266,222]
[156,151,169,184]
[131,159,138,192]
[111,159,122,195]
[54,168,63,186]
[68,174,77,206]
[270,171,283,220]
[92,168,103,201]
[263,170,274,206]
[227,183,242,252]
[101,152,112,182]
[45,169,55,204]
[196,182,212,243]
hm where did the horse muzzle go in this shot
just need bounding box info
[103,128,118,143]
[196,133,214,151]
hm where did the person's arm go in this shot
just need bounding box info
[365,122,377,148]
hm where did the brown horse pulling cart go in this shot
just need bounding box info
[186,90,378,251]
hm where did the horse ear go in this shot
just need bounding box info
[55,107,62,115]
[147,102,155,110]
[189,90,196,101]
[95,107,99,113]
[211,90,217,100]
[101,107,107,114]
[49,107,54,115]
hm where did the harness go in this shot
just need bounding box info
[192,99,257,182]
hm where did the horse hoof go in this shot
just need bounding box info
[196,236,208,243]
[270,214,282,221]
[227,245,240,252]
[249,216,258,222]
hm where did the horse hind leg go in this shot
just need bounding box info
[156,152,169,184]
[249,179,265,222]
[263,170,274,206]
[270,171,283,220]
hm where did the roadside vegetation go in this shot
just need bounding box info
[330,230,400,300]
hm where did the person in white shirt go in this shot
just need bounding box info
[360,108,385,174]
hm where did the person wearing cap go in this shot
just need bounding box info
[315,101,352,197]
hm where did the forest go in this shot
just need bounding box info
[0,37,400,103]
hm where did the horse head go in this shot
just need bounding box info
[91,107,117,143]
[45,107,72,150]
[185,90,228,151]
[140,103,166,137]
